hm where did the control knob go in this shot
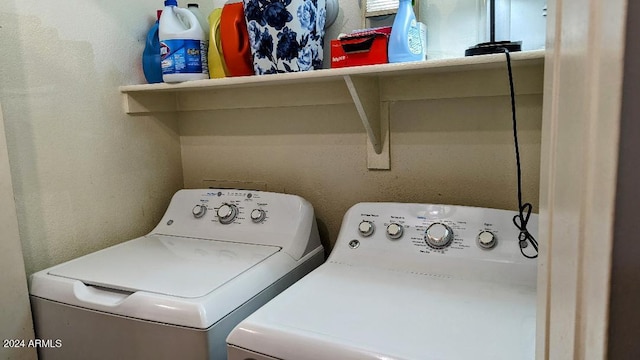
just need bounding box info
[192,204,207,219]
[217,203,238,224]
[425,223,454,249]
[250,209,266,223]
[358,220,375,237]
[386,223,404,240]
[477,230,497,249]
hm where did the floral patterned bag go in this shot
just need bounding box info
[243,0,326,74]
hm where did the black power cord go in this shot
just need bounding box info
[503,49,539,259]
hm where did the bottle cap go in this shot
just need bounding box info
[164,0,178,6]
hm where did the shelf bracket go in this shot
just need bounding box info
[344,75,390,169]
[369,102,390,169]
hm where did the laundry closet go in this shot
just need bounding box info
[0,0,636,359]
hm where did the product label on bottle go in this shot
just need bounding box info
[160,39,209,75]
[408,20,422,55]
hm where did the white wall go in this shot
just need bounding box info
[0,104,36,360]
[0,0,184,275]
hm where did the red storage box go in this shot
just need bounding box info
[331,27,392,68]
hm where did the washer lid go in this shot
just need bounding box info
[47,235,280,298]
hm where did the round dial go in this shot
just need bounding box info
[358,220,375,237]
[477,230,497,249]
[250,208,266,223]
[217,203,238,224]
[192,204,207,218]
[425,223,454,249]
[386,223,404,240]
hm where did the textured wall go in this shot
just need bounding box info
[180,93,542,251]
[0,1,184,275]
[0,104,36,360]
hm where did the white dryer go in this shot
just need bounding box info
[227,202,538,360]
[29,189,324,360]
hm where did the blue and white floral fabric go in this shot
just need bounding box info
[243,0,326,74]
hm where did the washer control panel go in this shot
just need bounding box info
[331,202,538,284]
[180,190,272,226]
[150,189,315,252]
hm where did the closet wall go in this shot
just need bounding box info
[0,0,184,275]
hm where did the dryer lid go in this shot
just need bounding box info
[229,262,537,360]
[47,235,280,298]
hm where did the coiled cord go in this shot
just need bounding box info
[503,49,539,259]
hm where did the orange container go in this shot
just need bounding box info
[220,2,254,76]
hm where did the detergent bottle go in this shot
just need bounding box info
[187,3,210,39]
[207,2,229,78]
[159,0,209,82]
[220,1,253,76]
[388,0,424,63]
[142,10,163,83]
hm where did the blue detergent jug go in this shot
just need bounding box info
[142,10,163,84]
[388,0,424,63]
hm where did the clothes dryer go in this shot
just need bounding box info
[227,202,538,360]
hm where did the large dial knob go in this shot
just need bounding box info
[358,220,375,237]
[192,204,207,218]
[386,223,404,240]
[250,208,266,223]
[477,230,497,249]
[425,223,454,249]
[217,203,238,224]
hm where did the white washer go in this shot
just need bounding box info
[227,202,538,360]
[29,189,324,360]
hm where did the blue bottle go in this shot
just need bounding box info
[388,0,424,63]
[142,10,163,84]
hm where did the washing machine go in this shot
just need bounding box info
[227,202,538,360]
[29,189,324,360]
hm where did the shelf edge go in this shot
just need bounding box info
[120,50,545,94]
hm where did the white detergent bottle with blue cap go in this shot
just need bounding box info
[160,0,209,82]
[388,0,424,63]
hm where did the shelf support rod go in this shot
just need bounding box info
[344,75,382,153]
[343,75,390,169]
[367,101,391,170]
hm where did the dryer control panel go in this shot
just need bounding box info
[329,202,538,286]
